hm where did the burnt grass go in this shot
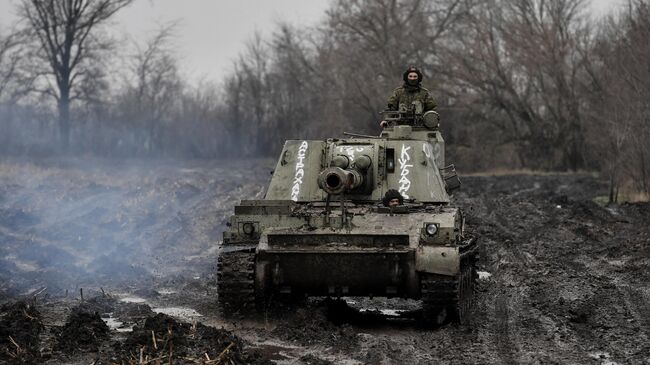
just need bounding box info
[0,159,649,364]
[54,305,110,353]
[0,301,44,363]
[112,313,262,364]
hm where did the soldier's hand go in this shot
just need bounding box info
[379,120,388,128]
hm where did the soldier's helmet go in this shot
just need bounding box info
[382,189,404,206]
[403,66,423,84]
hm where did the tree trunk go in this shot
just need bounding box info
[58,92,71,151]
[608,169,618,204]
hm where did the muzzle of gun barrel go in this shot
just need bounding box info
[317,167,364,195]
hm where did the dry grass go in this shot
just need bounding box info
[615,183,650,203]
[463,169,598,177]
[464,169,649,203]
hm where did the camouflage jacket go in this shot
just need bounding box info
[386,84,437,114]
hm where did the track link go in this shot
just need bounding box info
[216,248,259,317]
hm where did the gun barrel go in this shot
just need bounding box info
[318,167,364,195]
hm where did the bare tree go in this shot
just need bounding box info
[222,33,272,156]
[111,23,183,154]
[325,0,471,130]
[442,0,593,170]
[20,0,133,149]
[240,34,270,154]
[0,28,38,153]
[264,24,315,150]
[223,68,245,155]
[588,0,650,200]
[220,0,476,155]
[0,29,33,103]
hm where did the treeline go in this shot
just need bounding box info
[0,0,649,199]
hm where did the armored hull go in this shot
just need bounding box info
[218,124,478,324]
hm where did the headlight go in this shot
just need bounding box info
[425,223,438,236]
[242,222,255,235]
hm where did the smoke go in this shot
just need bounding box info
[0,157,270,299]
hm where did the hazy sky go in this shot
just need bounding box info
[0,0,624,83]
[111,0,331,82]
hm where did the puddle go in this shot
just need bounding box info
[248,341,304,363]
[249,344,292,361]
[152,306,202,320]
[589,352,620,365]
[119,296,147,304]
[607,259,626,267]
[157,288,177,295]
[477,271,492,280]
[102,314,134,332]
[358,308,404,317]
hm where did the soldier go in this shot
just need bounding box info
[382,189,404,208]
[380,66,437,128]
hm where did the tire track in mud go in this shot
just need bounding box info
[573,281,650,363]
[478,190,566,364]
[493,288,518,365]
[614,285,650,362]
[488,247,523,365]
[471,194,520,364]
[565,253,650,362]
[618,284,650,341]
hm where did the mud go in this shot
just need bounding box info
[112,313,263,364]
[1,159,649,364]
[270,301,359,352]
[0,301,44,363]
[55,305,110,353]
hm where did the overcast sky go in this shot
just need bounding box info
[0,0,624,83]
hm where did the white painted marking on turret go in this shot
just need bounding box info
[338,145,364,161]
[398,144,412,198]
[291,141,309,201]
[424,140,441,163]
[423,142,441,167]
[423,142,432,159]
[423,143,436,198]
[433,143,441,163]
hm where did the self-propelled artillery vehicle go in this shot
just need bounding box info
[217,108,478,324]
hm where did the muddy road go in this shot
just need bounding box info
[0,159,649,364]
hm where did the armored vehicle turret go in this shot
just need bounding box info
[217,111,477,325]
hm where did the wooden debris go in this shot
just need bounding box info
[151,330,158,350]
[207,342,234,364]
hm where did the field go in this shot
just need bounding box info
[1,158,649,364]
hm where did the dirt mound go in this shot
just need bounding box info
[0,301,44,363]
[113,313,262,364]
[55,305,110,353]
